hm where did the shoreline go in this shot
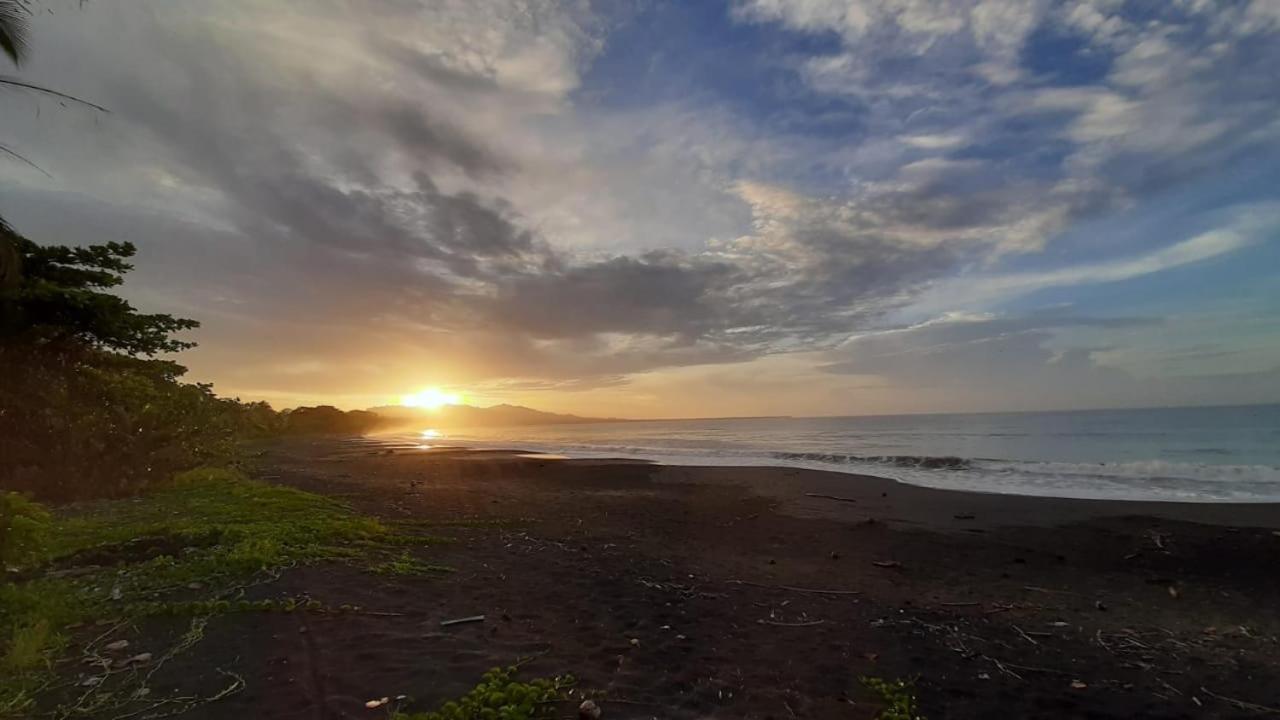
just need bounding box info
[237,437,1280,718]
[351,414,1280,504]
[336,436,1280,527]
[88,435,1278,718]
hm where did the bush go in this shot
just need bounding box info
[393,667,576,720]
[0,493,50,569]
[0,346,281,500]
[0,222,284,501]
[861,676,924,720]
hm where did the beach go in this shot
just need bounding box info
[134,436,1280,719]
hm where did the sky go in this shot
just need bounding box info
[1,0,1278,418]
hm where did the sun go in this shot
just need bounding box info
[400,387,462,410]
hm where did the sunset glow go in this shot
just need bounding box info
[12,1,1280,418]
[400,388,461,410]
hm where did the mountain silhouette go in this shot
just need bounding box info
[366,403,613,428]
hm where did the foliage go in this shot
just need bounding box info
[0,469,447,715]
[0,223,195,356]
[1,619,54,672]
[0,1,109,184]
[370,551,455,577]
[0,1,28,67]
[281,404,386,435]
[861,676,925,720]
[0,492,49,568]
[393,667,576,720]
[0,224,285,500]
[0,346,283,499]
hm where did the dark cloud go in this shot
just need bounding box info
[2,0,1274,410]
[42,4,976,379]
[484,251,734,338]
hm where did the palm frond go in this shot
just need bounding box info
[0,0,31,66]
[0,75,108,112]
[0,140,51,176]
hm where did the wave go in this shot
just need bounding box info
[385,430,1280,503]
[982,459,1280,485]
[770,452,972,470]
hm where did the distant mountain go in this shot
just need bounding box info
[367,403,614,428]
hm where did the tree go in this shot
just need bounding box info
[0,221,198,355]
[0,221,289,500]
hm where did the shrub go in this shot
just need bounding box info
[0,222,283,501]
[861,676,924,720]
[0,492,50,569]
[393,667,576,720]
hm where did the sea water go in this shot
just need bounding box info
[401,404,1280,503]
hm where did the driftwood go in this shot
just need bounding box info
[1199,687,1280,715]
[804,493,859,503]
[1012,625,1040,646]
[757,618,826,627]
[727,580,860,596]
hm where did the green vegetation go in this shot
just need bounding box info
[0,491,50,567]
[392,666,577,720]
[861,676,925,720]
[0,224,395,501]
[0,469,447,716]
[0,225,283,500]
[0,18,586,719]
[371,551,456,577]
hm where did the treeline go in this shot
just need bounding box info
[278,405,385,435]
[0,222,380,501]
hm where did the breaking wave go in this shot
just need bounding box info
[383,405,1280,502]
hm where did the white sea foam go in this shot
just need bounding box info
[386,405,1280,503]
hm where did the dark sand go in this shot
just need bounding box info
[145,437,1280,719]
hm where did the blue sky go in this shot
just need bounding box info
[0,0,1277,415]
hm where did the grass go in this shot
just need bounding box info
[391,666,576,720]
[371,551,456,577]
[394,517,534,530]
[2,619,57,672]
[0,467,450,717]
[861,676,925,720]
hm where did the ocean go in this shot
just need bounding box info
[395,404,1280,503]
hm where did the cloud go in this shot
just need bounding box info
[817,309,1280,411]
[819,312,1147,408]
[900,133,968,150]
[0,0,1277,411]
[907,203,1279,314]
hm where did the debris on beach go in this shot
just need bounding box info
[805,492,859,503]
[119,652,151,666]
[578,699,602,719]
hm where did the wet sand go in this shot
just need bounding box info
[160,437,1280,719]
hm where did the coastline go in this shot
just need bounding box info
[365,403,1280,504]
[650,463,1280,530]
[179,436,1280,719]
